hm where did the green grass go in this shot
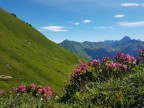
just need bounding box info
[0,8,81,94]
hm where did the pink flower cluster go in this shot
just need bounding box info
[139,49,144,57]
[102,57,110,63]
[71,50,144,81]
[89,59,100,66]
[73,57,114,75]
[72,58,110,75]
[30,83,36,90]
[80,63,87,70]
[115,52,135,64]
[73,68,81,74]
[14,85,26,93]
[108,62,127,71]
[92,59,101,64]
[73,63,87,74]
[38,87,52,97]
[13,83,53,98]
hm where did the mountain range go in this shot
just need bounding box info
[0,8,81,94]
[59,36,144,60]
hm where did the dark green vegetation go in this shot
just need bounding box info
[0,8,81,93]
[64,65,144,108]
[59,36,144,60]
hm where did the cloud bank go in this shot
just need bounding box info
[114,14,125,18]
[95,26,115,30]
[41,26,69,32]
[121,3,144,7]
[83,19,92,24]
[118,21,144,27]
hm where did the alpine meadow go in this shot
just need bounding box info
[0,0,144,107]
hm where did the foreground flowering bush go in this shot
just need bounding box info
[67,51,142,84]
[0,83,53,108]
[62,49,144,107]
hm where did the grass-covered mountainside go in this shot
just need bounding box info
[59,36,144,60]
[0,8,81,93]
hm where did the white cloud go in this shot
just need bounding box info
[114,14,125,18]
[96,27,107,29]
[73,22,80,26]
[95,26,115,29]
[83,19,92,24]
[108,26,115,29]
[121,3,143,7]
[118,21,144,27]
[41,26,69,32]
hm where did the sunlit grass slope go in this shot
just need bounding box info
[0,8,81,93]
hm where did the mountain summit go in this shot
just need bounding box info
[120,36,131,42]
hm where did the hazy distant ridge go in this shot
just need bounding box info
[59,36,144,60]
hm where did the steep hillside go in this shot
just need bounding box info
[59,36,144,60]
[59,40,92,60]
[0,8,81,93]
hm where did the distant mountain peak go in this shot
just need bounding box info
[61,39,71,43]
[83,41,91,43]
[120,36,131,42]
[63,39,69,42]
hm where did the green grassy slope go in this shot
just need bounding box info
[0,8,81,93]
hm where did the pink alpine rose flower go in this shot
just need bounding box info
[73,68,81,74]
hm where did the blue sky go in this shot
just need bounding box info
[1,0,144,43]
